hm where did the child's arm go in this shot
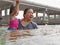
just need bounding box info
[10,0,20,20]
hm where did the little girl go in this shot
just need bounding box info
[8,0,20,30]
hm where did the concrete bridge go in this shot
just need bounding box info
[0,0,60,25]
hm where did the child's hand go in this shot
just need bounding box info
[16,0,20,4]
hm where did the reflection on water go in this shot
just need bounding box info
[0,30,6,45]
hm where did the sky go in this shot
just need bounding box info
[25,0,60,9]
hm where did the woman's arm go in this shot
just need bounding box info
[10,0,20,19]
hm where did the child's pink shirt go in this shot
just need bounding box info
[9,18,18,30]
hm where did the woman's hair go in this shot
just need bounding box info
[23,8,33,17]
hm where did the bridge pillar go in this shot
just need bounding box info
[54,14,56,24]
[5,9,7,16]
[0,9,2,26]
[47,14,50,21]
[36,11,38,17]
[54,14,56,19]
[43,11,45,21]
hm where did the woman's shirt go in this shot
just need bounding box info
[18,19,38,30]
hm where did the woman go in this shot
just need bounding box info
[18,8,38,30]
[8,0,38,30]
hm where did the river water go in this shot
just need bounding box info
[1,25,60,45]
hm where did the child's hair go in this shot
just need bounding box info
[10,4,15,14]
